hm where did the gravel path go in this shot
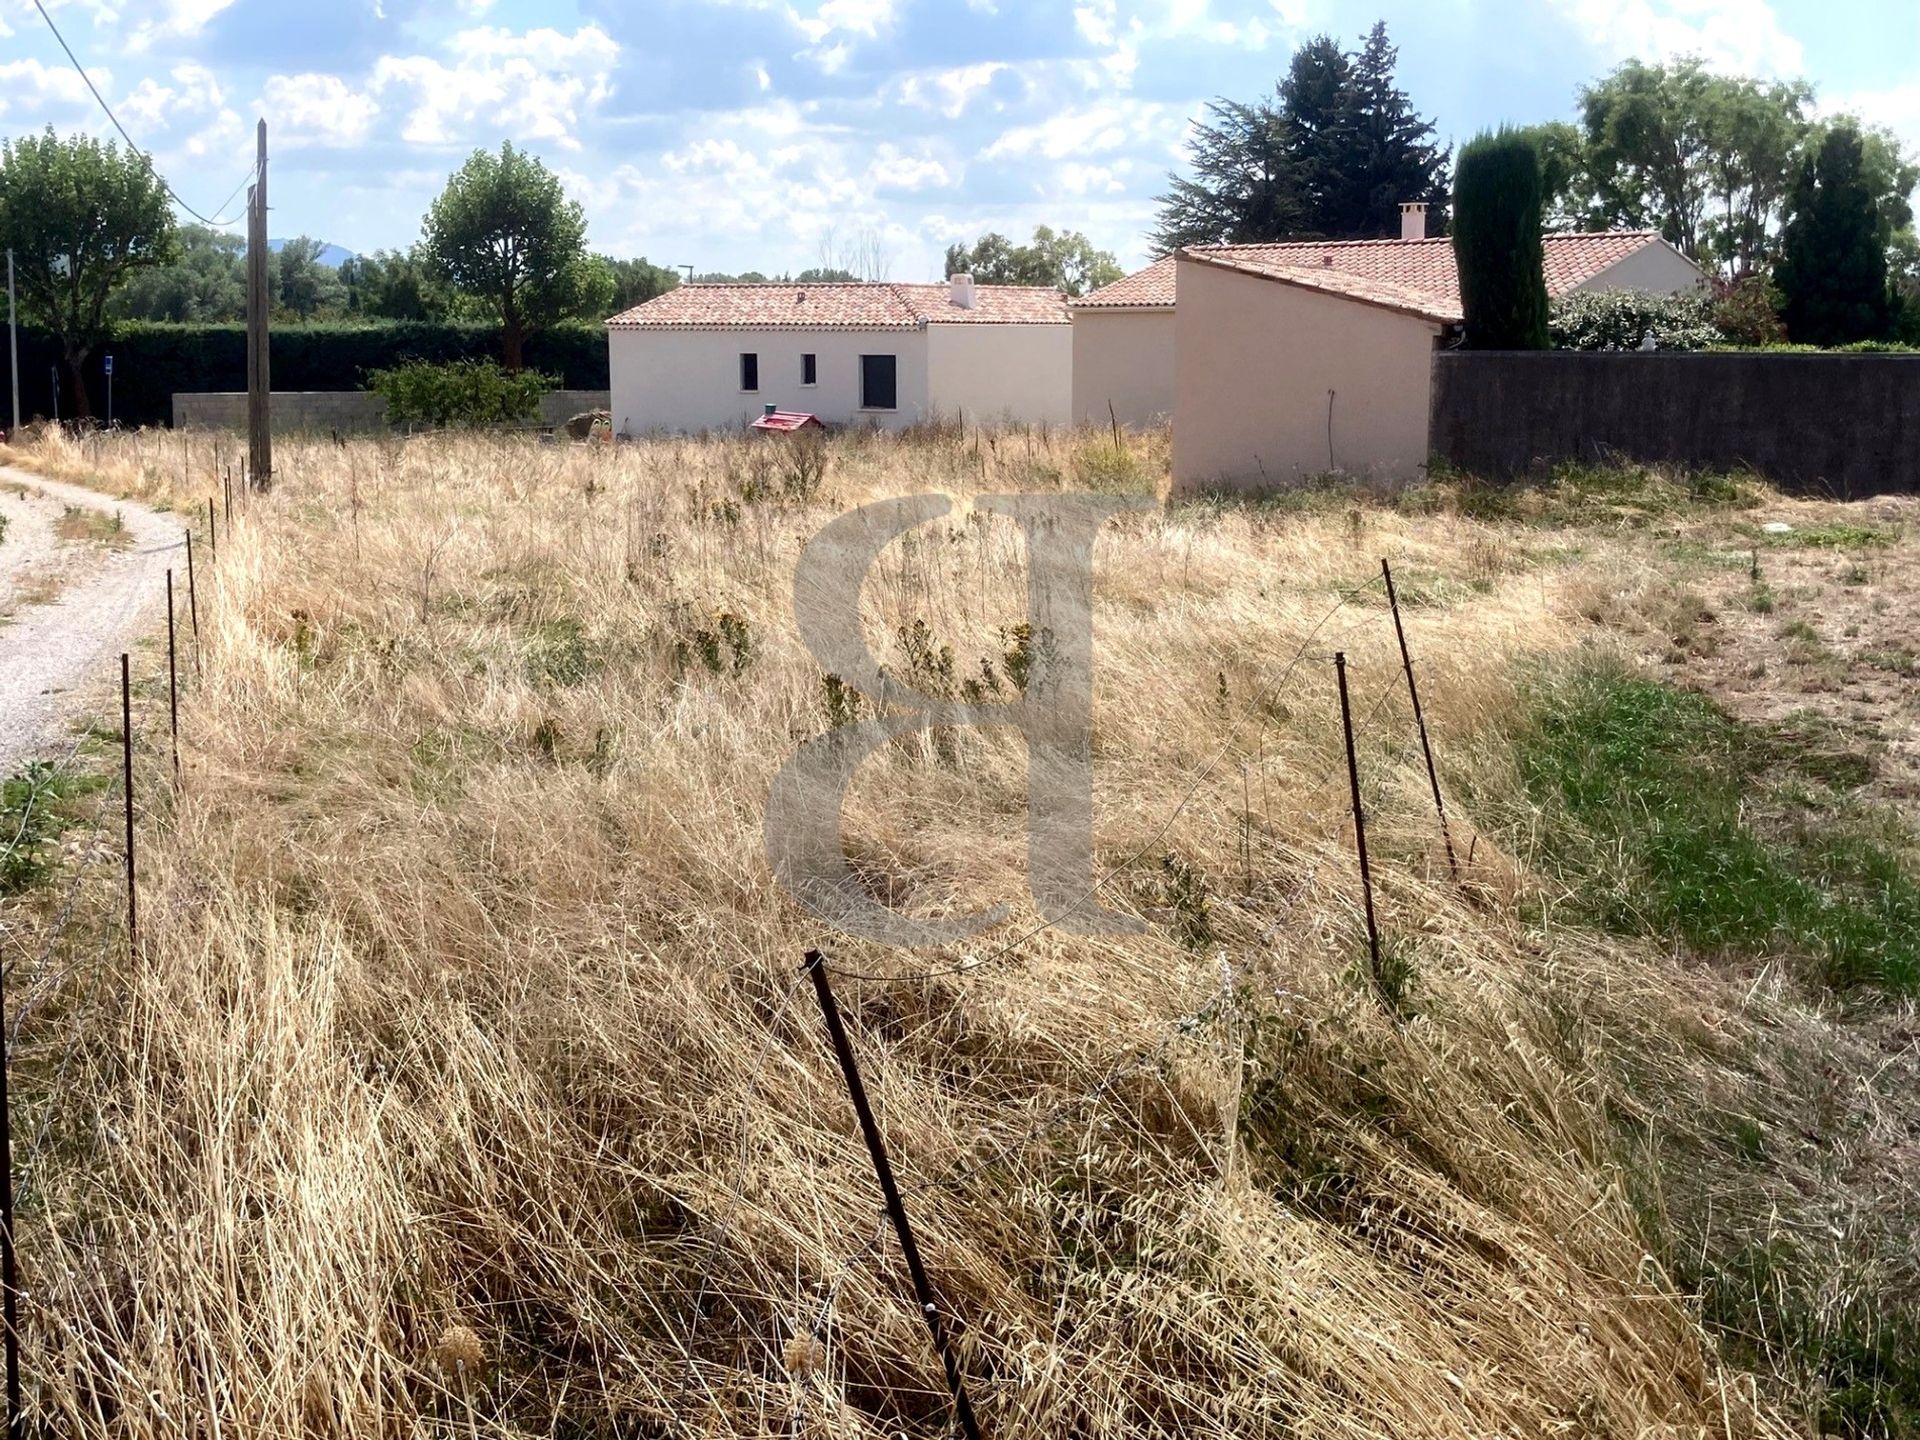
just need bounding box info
[0,464,184,773]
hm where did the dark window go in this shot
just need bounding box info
[801,353,817,385]
[860,353,897,410]
[740,353,758,391]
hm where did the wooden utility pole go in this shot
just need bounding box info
[245,118,272,492]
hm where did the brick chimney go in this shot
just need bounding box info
[1399,201,1428,241]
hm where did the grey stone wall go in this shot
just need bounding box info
[171,390,612,433]
[1429,352,1920,497]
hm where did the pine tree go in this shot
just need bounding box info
[1776,122,1892,345]
[1150,100,1304,252]
[1453,127,1550,350]
[1151,22,1448,252]
[1339,22,1451,235]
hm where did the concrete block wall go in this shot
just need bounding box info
[1430,353,1920,497]
[171,390,611,432]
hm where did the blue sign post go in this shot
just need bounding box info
[104,354,113,429]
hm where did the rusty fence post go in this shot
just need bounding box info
[804,952,983,1440]
[1381,559,1457,880]
[1334,653,1383,993]
[121,653,137,955]
[166,570,180,779]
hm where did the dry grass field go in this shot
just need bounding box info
[1,423,1917,1439]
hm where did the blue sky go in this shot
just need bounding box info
[3,0,1917,279]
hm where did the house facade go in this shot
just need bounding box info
[1073,210,1707,434]
[606,277,1071,434]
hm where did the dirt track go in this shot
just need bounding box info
[0,464,182,772]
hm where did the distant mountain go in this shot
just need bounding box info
[267,238,357,268]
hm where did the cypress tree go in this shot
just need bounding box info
[1453,127,1551,350]
[1776,122,1892,345]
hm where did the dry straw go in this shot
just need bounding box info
[0,422,1904,1438]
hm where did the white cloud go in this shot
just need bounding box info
[896,61,1009,120]
[263,72,379,148]
[369,24,617,150]
[789,0,894,43]
[1549,0,1805,77]
[124,0,239,52]
[866,144,955,192]
[0,57,103,120]
[982,101,1173,162]
[120,61,225,129]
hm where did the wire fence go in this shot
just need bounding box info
[0,454,1471,1438]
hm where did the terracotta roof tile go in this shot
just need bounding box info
[1077,231,1679,318]
[608,281,1069,329]
[1070,255,1178,308]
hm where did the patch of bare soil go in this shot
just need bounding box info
[1652,494,1920,812]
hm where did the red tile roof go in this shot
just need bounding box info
[1074,232,1680,320]
[607,281,1069,329]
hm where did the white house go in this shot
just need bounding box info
[606,276,1072,434]
[1073,204,1708,434]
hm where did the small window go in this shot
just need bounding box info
[860,353,897,410]
[740,353,759,392]
[801,353,817,386]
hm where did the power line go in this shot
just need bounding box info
[28,0,255,228]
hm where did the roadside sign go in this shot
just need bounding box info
[103,355,113,375]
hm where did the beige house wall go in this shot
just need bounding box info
[926,322,1073,426]
[1170,256,1441,493]
[1573,238,1707,296]
[1070,309,1177,427]
[608,327,931,434]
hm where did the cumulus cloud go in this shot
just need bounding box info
[982,101,1174,162]
[0,56,104,121]
[1548,0,1805,77]
[369,24,617,150]
[124,0,240,52]
[263,72,379,148]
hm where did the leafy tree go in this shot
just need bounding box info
[694,270,769,283]
[1152,22,1447,250]
[1579,60,1815,275]
[0,128,176,418]
[1453,127,1550,350]
[422,142,601,369]
[598,255,680,312]
[942,226,1123,296]
[271,235,348,320]
[1776,121,1892,345]
[1526,121,1597,230]
[793,267,857,283]
[108,223,246,322]
[1700,75,1814,276]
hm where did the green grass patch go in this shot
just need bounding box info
[1510,658,1920,994]
[1744,521,1898,550]
[1447,461,1761,529]
[1,759,105,893]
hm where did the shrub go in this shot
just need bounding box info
[1711,274,1787,346]
[1454,127,1550,350]
[1549,288,1720,351]
[367,358,557,429]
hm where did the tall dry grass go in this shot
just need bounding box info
[0,422,1901,1438]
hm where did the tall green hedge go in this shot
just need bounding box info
[1,321,609,429]
[1453,127,1551,351]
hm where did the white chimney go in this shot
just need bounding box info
[950,272,977,309]
[1399,201,1428,241]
